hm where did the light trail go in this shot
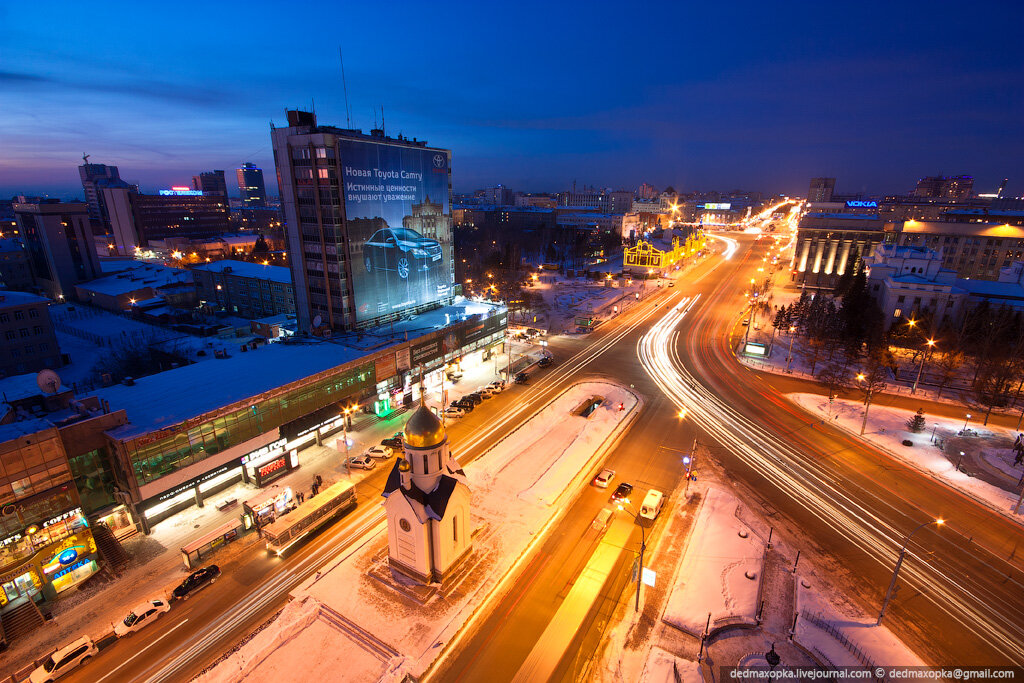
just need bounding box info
[637,296,1024,663]
[705,233,738,260]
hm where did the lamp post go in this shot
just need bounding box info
[785,326,796,372]
[857,373,875,436]
[616,499,647,613]
[877,518,944,625]
[961,413,972,435]
[911,339,936,395]
[342,406,352,477]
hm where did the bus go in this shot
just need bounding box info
[262,481,357,556]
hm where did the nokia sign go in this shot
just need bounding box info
[845,200,878,208]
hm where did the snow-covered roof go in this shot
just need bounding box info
[78,265,191,296]
[0,417,56,445]
[959,279,1024,300]
[191,260,292,284]
[0,290,50,306]
[0,238,24,254]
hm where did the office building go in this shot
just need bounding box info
[192,170,228,197]
[0,291,62,377]
[271,110,455,333]
[482,185,514,205]
[913,174,974,199]
[191,259,295,319]
[12,201,101,300]
[102,187,231,253]
[0,239,34,291]
[236,163,268,208]
[808,177,836,203]
[78,162,135,227]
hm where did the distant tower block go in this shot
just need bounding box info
[381,402,472,583]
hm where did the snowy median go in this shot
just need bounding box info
[196,381,642,683]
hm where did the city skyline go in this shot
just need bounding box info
[2,0,1023,199]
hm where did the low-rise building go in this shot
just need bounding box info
[0,291,62,378]
[74,263,195,312]
[0,238,33,292]
[191,260,295,319]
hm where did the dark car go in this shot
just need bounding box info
[610,482,634,504]
[538,356,553,368]
[514,371,529,384]
[363,227,442,280]
[461,393,483,405]
[172,565,221,600]
[451,400,474,412]
[381,437,403,449]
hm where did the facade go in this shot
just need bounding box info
[74,263,194,312]
[12,201,101,300]
[623,232,706,276]
[791,212,890,288]
[0,292,61,377]
[482,185,514,205]
[236,163,268,208]
[513,193,557,208]
[556,189,634,214]
[382,402,471,583]
[191,259,295,318]
[0,239,34,291]
[808,177,835,203]
[192,170,228,197]
[102,187,231,253]
[914,174,974,199]
[272,110,455,333]
[892,220,1024,281]
[78,163,134,226]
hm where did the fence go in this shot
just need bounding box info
[800,611,882,675]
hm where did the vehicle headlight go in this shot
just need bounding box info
[410,248,429,257]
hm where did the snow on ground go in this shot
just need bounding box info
[662,487,763,635]
[197,381,642,683]
[640,647,703,683]
[788,393,1024,517]
[795,576,925,668]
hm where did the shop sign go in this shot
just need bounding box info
[53,558,90,580]
[43,508,83,529]
[411,337,442,365]
[241,438,287,466]
[375,353,397,381]
[395,347,411,372]
[152,462,235,506]
[258,456,287,479]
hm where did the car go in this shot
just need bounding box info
[538,356,553,368]
[114,598,170,637]
[639,489,665,521]
[461,393,483,405]
[363,227,443,280]
[514,371,529,384]
[346,455,376,470]
[29,636,98,683]
[610,482,634,504]
[364,445,393,460]
[476,388,494,399]
[668,281,675,287]
[592,468,615,488]
[442,407,465,419]
[381,436,403,449]
[487,380,506,392]
[172,565,221,601]
[741,318,749,326]
[451,400,474,413]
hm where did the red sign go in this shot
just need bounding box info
[258,457,286,479]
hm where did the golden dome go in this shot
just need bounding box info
[403,404,446,448]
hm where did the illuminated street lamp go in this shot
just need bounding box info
[616,498,647,613]
[785,326,797,372]
[961,413,972,435]
[856,373,877,435]
[877,518,944,625]
[911,339,937,395]
[341,405,354,477]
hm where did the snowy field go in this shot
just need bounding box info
[197,381,642,683]
[788,393,1024,518]
[662,487,763,635]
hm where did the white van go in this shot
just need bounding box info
[639,489,664,521]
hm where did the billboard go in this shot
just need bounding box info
[341,141,454,324]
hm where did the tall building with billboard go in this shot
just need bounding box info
[271,110,455,333]
[236,163,268,207]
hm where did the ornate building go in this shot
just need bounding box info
[382,402,471,583]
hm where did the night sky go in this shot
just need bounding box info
[2,0,1022,199]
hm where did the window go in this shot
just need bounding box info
[0,313,7,322]
[453,516,458,543]
[24,345,33,354]
[33,326,42,335]
[897,295,905,303]
[14,310,24,320]
[19,328,29,338]
[893,308,902,318]
[29,309,38,318]
[4,330,13,340]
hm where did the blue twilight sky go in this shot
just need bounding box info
[1,0,1022,200]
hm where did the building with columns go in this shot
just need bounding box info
[382,402,471,584]
[790,212,888,289]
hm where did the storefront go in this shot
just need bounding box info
[0,525,98,606]
[240,437,295,487]
[242,486,294,530]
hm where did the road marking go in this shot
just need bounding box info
[94,619,189,683]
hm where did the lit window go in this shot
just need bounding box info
[893,308,902,318]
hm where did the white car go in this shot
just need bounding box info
[477,386,496,397]
[346,455,376,470]
[592,468,615,488]
[487,381,505,393]
[442,407,465,419]
[29,636,98,682]
[114,598,170,637]
[364,445,393,460]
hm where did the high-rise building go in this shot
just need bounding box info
[12,200,101,300]
[192,170,228,197]
[482,185,514,205]
[808,177,835,203]
[236,163,268,208]
[78,162,134,227]
[102,187,231,253]
[271,109,454,333]
[913,174,974,199]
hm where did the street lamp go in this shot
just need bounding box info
[341,405,354,477]
[785,326,797,372]
[856,373,876,436]
[961,413,972,435]
[877,518,944,625]
[616,499,647,613]
[911,339,936,395]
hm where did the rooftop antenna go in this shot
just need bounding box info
[338,46,352,128]
[82,153,90,164]
[380,106,385,135]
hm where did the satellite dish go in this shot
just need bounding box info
[312,314,323,328]
[37,369,62,395]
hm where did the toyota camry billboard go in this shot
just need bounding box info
[341,140,454,324]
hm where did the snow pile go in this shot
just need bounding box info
[196,381,641,682]
[663,487,763,635]
[641,647,703,683]
[788,393,1022,517]
[795,578,924,668]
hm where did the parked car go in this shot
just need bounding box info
[114,598,170,637]
[741,318,749,326]
[29,636,98,683]
[364,445,393,460]
[538,356,553,368]
[346,455,376,470]
[381,436,403,449]
[172,565,221,601]
[487,380,506,392]
[363,227,443,280]
[639,489,665,521]
[610,482,634,504]
[476,388,494,399]
[461,393,483,405]
[514,371,529,384]
[592,468,615,488]
[451,399,475,413]
[442,407,465,419]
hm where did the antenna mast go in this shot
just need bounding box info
[338,46,352,128]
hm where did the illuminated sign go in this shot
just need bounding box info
[744,342,768,357]
[258,456,287,479]
[159,188,204,196]
[845,200,878,208]
[53,558,91,580]
[699,203,732,210]
[241,438,287,465]
[43,507,83,529]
